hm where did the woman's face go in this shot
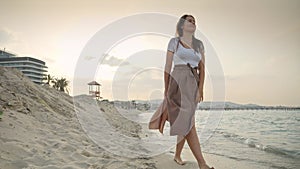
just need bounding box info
[182,16,196,33]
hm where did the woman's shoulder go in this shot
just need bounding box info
[170,37,180,41]
[167,37,180,52]
[168,37,180,45]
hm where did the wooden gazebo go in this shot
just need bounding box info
[88,81,102,100]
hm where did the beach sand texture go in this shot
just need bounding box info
[0,67,257,169]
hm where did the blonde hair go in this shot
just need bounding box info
[176,14,204,54]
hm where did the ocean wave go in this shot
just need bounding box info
[216,131,300,159]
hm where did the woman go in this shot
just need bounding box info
[149,14,214,169]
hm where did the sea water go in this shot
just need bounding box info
[136,108,300,168]
[138,109,299,168]
[195,110,300,169]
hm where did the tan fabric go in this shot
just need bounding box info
[148,98,168,130]
[149,64,199,136]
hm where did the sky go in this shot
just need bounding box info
[0,0,299,106]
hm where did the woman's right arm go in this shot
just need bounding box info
[164,51,174,97]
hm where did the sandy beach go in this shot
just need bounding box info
[0,67,262,169]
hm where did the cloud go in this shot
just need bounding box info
[0,28,18,45]
[100,54,130,67]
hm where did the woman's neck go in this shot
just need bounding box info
[180,32,193,46]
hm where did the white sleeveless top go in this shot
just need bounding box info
[167,37,202,68]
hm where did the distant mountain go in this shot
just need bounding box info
[197,101,265,110]
[116,99,300,110]
[198,101,299,110]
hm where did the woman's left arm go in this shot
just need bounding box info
[197,51,205,102]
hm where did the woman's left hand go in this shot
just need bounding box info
[196,90,203,102]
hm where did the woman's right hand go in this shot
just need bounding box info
[164,50,173,99]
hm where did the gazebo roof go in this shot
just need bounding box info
[88,81,101,86]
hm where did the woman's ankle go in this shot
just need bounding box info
[174,155,181,159]
[198,160,207,166]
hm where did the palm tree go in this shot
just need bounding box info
[52,77,69,94]
[47,74,53,85]
[51,77,59,90]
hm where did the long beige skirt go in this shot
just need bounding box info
[167,64,199,136]
[149,64,199,137]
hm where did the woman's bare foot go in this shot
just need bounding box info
[200,164,214,169]
[174,157,186,165]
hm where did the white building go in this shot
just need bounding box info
[0,49,48,84]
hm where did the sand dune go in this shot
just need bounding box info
[0,67,155,168]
